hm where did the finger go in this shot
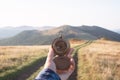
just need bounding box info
[68,58,75,73]
[67,48,74,58]
[70,58,75,70]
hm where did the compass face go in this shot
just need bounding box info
[55,40,67,52]
[52,38,70,56]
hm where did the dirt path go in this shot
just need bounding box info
[68,40,93,80]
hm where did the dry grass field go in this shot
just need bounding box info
[0,40,120,80]
[78,40,120,80]
[0,46,49,80]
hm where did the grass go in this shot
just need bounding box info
[0,40,120,80]
[0,43,82,80]
[77,40,120,80]
[0,45,49,80]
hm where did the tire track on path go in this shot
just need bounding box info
[68,40,93,80]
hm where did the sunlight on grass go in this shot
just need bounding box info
[0,40,120,80]
[0,46,49,78]
[78,40,120,80]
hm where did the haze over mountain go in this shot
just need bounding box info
[0,25,120,46]
[0,26,53,39]
[113,29,120,34]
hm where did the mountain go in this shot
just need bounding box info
[0,25,120,46]
[0,26,53,39]
[77,25,120,40]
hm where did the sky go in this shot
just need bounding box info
[0,0,120,30]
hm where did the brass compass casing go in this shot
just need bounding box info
[52,34,71,70]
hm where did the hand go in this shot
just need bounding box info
[44,47,75,80]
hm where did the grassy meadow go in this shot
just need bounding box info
[0,40,120,80]
[77,40,120,80]
[0,46,49,80]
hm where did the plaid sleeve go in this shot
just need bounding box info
[35,68,61,80]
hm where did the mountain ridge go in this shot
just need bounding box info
[0,26,54,39]
[0,25,120,46]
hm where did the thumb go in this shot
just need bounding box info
[46,47,55,62]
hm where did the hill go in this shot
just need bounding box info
[0,26,53,39]
[0,25,120,45]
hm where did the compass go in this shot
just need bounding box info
[52,32,71,70]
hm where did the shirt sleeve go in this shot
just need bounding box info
[35,68,61,80]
